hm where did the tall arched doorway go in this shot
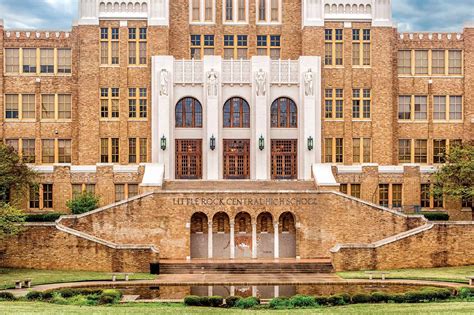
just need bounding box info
[212,212,230,258]
[279,212,296,258]
[234,212,252,258]
[256,212,274,258]
[190,212,208,259]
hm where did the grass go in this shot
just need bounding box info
[338,265,474,284]
[0,268,156,290]
[1,301,474,314]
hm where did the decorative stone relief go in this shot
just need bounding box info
[304,69,314,96]
[207,69,219,97]
[160,69,169,96]
[255,69,266,97]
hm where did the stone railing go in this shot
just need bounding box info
[222,59,252,85]
[174,59,204,85]
[271,60,299,85]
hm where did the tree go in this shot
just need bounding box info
[0,143,37,205]
[67,192,100,215]
[0,204,25,239]
[433,143,474,220]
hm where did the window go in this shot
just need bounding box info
[128,88,147,119]
[100,27,119,65]
[433,96,446,120]
[43,184,53,209]
[462,196,472,209]
[352,89,371,119]
[398,139,411,163]
[22,139,36,163]
[58,94,72,119]
[224,0,247,22]
[5,139,19,153]
[392,184,402,208]
[191,0,214,22]
[271,97,297,128]
[398,96,411,120]
[414,139,428,163]
[257,0,280,23]
[5,94,19,119]
[352,29,370,66]
[414,96,427,120]
[324,89,343,119]
[415,50,428,74]
[433,139,446,164]
[115,184,125,202]
[353,138,371,164]
[101,88,120,119]
[449,96,462,120]
[325,29,343,66]
[115,183,138,202]
[100,138,119,163]
[257,35,280,59]
[41,95,55,119]
[128,184,139,198]
[128,138,148,164]
[58,139,71,163]
[5,48,19,73]
[128,28,147,65]
[72,184,95,198]
[175,97,203,128]
[29,186,40,209]
[23,48,37,73]
[223,97,250,128]
[42,140,55,164]
[448,50,462,74]
[223,35,248,59]
[22,94,36,119]
[420,184,431,208]
[351,184,361,198]
[324,138,343,163]
[40,49,54,73]
[431,50,445,75]
[190,35,215,59]
[398,50,411,74]
[340,184,348,194]
[57,49,72,73]
[379,184,389,207]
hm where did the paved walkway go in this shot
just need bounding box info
[4,273,467,298]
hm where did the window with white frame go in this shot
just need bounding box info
[190,0,214,23]
[257,0,281,23]
[224,0,247,23]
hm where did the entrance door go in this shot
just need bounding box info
[223,139,250,180]
[176,139,202,179]
[271,140,297,180]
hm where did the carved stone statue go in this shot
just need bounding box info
[255,69,266,97]
[304,68,314,96]
[207,68,219,97]
[160,69,169,96]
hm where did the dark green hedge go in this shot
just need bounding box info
[24,213,64,222]
[420,212,450,221]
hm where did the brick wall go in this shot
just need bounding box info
[331,222,474,271]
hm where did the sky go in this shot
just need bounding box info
[0,0,473,32]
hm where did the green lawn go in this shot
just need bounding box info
[0,268,156,290]
[0,302,474,315]
[338,266,474,284]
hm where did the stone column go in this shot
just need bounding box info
[230,286,235,296]
[230,221,235,259]
[208,222,213,259]
[274,222,279,259]
[274,286,279,298]
[208,286,213,296]
[252,286,257,297]
[252,223,257,259]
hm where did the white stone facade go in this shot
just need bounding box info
[152,56,322,180]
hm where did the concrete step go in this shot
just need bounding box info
[159,262,334,274]
[162,180,316,191]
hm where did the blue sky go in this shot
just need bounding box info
[0,0,472,31]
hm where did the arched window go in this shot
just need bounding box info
[223,97,250,128]
[175,97,202,128]
[239,217,246,232]
[271,98,297,128]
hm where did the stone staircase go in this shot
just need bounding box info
[159,260,334,274]
[162,180,316,191]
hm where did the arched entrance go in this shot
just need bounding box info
[279,212,296,258]
[190,212,208,259]
[234,212,252,258]
[256,212,274,258]
[212,212,230,258]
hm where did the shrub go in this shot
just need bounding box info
[0,292,16,301]
[26,291,43,301]
[327,294,346,306]
[99,289,122,304]
[50,292,68,305]
[269,297,291,309]
[290,295,317,308]
[352,293,372,304]
[235,296,260,309]
[225,296,242,307]
[371,291,391,303]
[314,296,329,306]
[459,287,474,299]
[389,293,407,303]
[66,192,100,215]
[184,295,201,306]
[208,296,224,307]
[68,295,95,306]
[24,212,64,222]
[420,212,449,221]
[98,295,116,305]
